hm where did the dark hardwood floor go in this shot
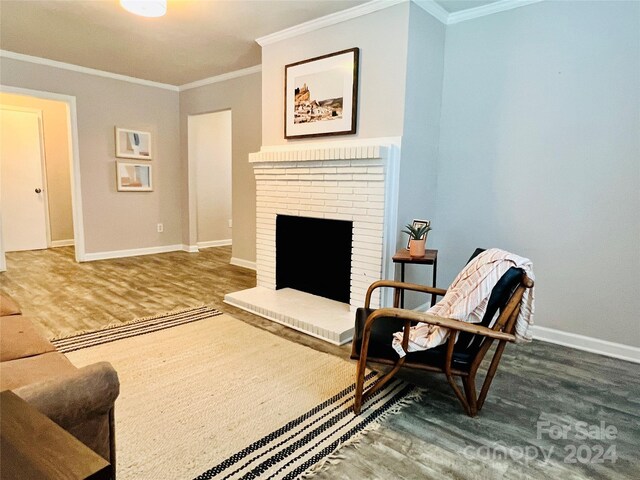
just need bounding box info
[1,246,637,479]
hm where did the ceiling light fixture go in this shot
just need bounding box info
[120,0,167,18]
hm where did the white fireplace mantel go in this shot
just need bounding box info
[249,144,387,164]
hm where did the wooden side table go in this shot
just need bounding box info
[392,248,438,308]
[0,390,112,480]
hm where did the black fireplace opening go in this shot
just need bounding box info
[276,215,352,304]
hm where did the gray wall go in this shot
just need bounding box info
[1,1,637,349]
[179,72,262,264]
[261,2,410,145]
[434,1,640,346]
[0,58,182,254]
[398,2,446,264]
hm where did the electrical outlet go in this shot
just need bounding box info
[157,223,164,233]
[228,219,232,228]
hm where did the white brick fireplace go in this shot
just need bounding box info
[224,139,400,345]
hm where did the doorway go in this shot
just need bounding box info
[0,87,84,271]
[0,106,50,251]
[187,110,232,250]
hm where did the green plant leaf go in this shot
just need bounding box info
[402,223,432,239]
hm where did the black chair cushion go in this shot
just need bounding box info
[456,266,524,353]
[353,308,475,371]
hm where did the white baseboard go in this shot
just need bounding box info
[230,257,256,270]
[405,303,639,364]
[50,239,74,247]
[197,239,232,249]
[83,244,184,261]
[182,245,199,253]
[532,325,639,364]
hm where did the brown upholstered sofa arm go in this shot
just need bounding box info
[12,361,120,430]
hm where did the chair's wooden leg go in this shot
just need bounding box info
[355,312,410,415]
[446,374,471,416]
[355,357,405,414]
[362,359,405,400]
[477,341,507,412]
[353,348,368,415]
[462,375,478,417]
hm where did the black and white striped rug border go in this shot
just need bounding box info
[194,374,422,480]
[50,305,221,353]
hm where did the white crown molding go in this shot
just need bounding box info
[256,0,545,42]
[447,0,544,25]
[179,65,261,91]
[256,0,407,46]
[412,0,449,24]
[0,50,179,91]
[1,1,546,92]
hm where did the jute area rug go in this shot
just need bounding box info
[52,306,420,480]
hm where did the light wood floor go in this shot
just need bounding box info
[1,247,637,479]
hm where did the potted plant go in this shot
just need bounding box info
[402,221,431,257]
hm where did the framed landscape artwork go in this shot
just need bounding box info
[116,161,153,192]
[284,47,359,139]
[115,127,152,160]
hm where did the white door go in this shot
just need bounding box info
[0,108,49,251]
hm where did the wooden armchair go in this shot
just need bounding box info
[351,250,534,417]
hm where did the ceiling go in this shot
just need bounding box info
[0,0,501,87]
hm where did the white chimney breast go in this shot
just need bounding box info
[225,140,399,344]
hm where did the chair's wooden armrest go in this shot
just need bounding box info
[369,308,516,342]
[366,279,447,297]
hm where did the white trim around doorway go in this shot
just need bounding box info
[0,86,86,264]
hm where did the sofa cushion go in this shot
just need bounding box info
[0,293,21,316]
[0,352,76,391]
[0,316,56,361]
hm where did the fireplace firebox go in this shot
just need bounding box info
[276,215,352,304]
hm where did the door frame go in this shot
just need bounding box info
[0,86,85,270]
[1,105,52,250]
[186,109,233,252]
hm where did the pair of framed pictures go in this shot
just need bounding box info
[114,127,152,192]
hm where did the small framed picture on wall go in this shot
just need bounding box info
[115,127,152,160]
[116,161,153,192]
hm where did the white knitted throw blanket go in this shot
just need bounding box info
[392,248,535,358]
